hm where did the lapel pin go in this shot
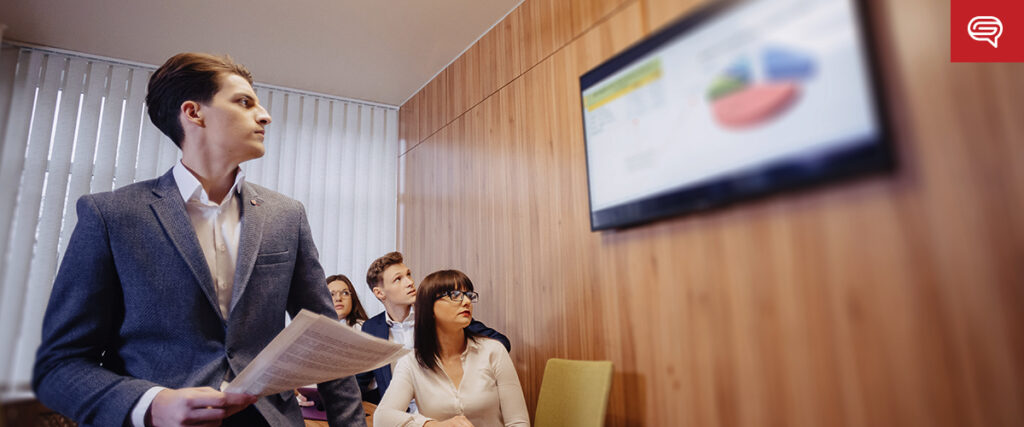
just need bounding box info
[250,198,263,206]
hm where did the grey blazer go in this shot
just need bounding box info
[32,168,365,426]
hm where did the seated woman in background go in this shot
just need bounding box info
[375,270,529,427]
[298,273,373,411]
[328,274,369,327]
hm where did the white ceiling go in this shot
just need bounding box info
[0,0,522,106]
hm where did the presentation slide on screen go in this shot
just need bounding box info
[582,0,879,211]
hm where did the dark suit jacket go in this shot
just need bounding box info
[356,312,511,404]
[32,169,365,426]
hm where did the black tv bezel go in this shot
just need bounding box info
[579,0,895,231]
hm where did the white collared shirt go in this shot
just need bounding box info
[375,338,530,427]
[131,161,245,427]
[172,160,245,319]
[384,308,419,413]
[385,307,416,351]
[354,307,417,411]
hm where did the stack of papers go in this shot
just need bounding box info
[224,309,408,397]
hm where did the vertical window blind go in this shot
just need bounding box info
[0,44,399,400]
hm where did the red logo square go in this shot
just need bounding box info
[951,0,1024,62]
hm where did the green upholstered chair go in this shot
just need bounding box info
[533,358,613,427]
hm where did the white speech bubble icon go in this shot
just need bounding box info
[968,16,1003,48]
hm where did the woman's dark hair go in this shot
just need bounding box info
[414,269,480,372]
[326,274,368,326]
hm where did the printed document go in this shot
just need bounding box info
[224,309,408,396]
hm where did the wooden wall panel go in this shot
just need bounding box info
[569,0,634,37]
[447,48,479,126]
[476,10,525,107]
[643,0,705,32]
[397,0,1024,425]
[417,68,449,142]
[404,0,635,150]
[516,0,575,73]
[397,88,419,150]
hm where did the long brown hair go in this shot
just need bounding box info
[326,274,368,326]
[414,270,480,372]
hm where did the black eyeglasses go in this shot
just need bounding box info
[438,290,479,303]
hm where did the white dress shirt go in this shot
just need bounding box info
[354,309,415,398]
[386,308,416,350]
[174,161,244,319]
[352,308,414,345]
[130,161,245,426]
[375,338,530,427]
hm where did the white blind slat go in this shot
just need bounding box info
[364,108,383,273]
[61,62,111,255]
[0,48,42,389]
[352,107,378,312]
[307,98,331,252]
[0,46,20,165]
[10,58,89,389]
[113,69,148,186]
[321,102,345,278]
[0,52,66,386]
[383,108,400,251]
[90,66,130,193]
[337,104,359,295]
[396,111,407,255]
[260,90,285,192]
[0,49,40,284]
[369,108,389,259]
[293,96,317,209]
[279,94,301,197]
[31,57,86,272]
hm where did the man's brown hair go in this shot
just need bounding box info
[146,52,254,147]
[366,252,404,290]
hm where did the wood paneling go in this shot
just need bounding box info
[408,0,634,148]
[516,0,575,74]
[417,68,449,141]
[398,88,419,150]
[397,0,1024,425]
[570,0,634,37]
[446,46,481,127]
[476,10,525,104]
[643,0,704,32]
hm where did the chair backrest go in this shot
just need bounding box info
[534,358,613,427]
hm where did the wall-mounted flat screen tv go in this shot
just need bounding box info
[580,0,893,231]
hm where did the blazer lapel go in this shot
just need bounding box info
[149,170,222,321]
[230,182,266,313]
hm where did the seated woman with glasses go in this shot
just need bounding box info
[327,274,369,327]
[297,274,373,413]
[374,270,529,427]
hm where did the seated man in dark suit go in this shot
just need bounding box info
[355,252,510,404]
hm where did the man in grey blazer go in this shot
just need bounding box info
[32,53,365,426]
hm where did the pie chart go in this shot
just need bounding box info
[707,47,816,129]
